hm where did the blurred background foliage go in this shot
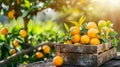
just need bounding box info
[0,18,64,66]
[1,0,120,37]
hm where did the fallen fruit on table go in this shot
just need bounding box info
[53,56,63,66]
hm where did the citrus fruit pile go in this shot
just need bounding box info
[64,17,117,46]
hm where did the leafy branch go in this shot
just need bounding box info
[0,42,60,67]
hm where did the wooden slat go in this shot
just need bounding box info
[104,42,112,51]
[97,44,105,53]
[56,45,97,54]
[58,48,116,67]
[60,53,97,67]
[55,41,112,54]
[97,48,117,66]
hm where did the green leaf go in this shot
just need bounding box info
[64,23,69,33]
[109,31,118,37]
[70,21,78,26]
[80,23,87,35]
[105,20,113,28]
[103,36,109,42]
[68,35,72,40]
[24,0,30,9]
[112,37,119,47]
[102,28,106,35]
[79,16,86,26]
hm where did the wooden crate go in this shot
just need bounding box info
[55,42,117,67]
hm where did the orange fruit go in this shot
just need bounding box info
[20,29,27,38]
[8,10,15,19]
[98,20,106,26]
[36,52,43,58]
[70,26,80,35]
[64,40,72,44]
[81,35,90,44]
[87,28,98,38]
[13,39,20,47]
[72,34,80,43]
[74,43,80,45]
[90,38,100,45]
[86,22,97,29]
[9,49,16,55]
[53,56,63,66]
[1,27,8,35]
[42,45,51,54]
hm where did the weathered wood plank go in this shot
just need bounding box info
[97,48,117,66]
[58,48,116,67]
[60,53,97,67]
[56,42,112,54]
[104,42,112,51]
[97,42,112,53]
[56,44,97,53]
[18,59,55,67]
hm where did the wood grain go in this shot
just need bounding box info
[97,48,117,66]
[57,48,116,67]
[55,42,112,54]
[61,53,97,67]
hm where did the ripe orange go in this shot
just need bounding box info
[9,49,16,55]
[13,39,20,47]
[72,34,80,43]
[8,10,15,19]
[90,38,100,45]
[98,20,106,26]
[36,52,43,58]
[53,56,63,66]
[42,45,51,54]
[81,35,90,44]
[1,27,8,35]
[70,26,80,35]
[87,28,98,38]
[20,29,27,38]
[64,40,72,44]
[86,22,97,29]
[74,43,80,45]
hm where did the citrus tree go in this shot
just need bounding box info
[0,0,69,66]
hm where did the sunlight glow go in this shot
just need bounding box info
[97,0,120,10]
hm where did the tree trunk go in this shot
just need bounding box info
[23,17,29,48]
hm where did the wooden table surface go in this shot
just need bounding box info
[19,53,120,67]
